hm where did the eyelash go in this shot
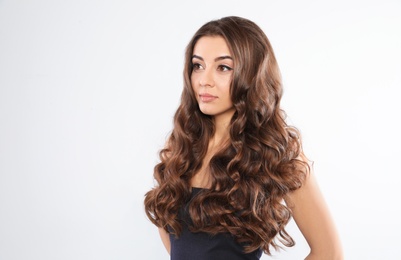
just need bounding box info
[192,63,203,70]
[218,65,233,71]
[192,63,233,71]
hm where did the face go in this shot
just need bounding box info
[191,36,235,123]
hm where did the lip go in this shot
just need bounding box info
[199,93,217,102]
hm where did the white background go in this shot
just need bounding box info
[1,0,400,259]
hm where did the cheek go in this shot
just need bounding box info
[224,82,234,105]
[190,74,198,90]
[217,77,232,95]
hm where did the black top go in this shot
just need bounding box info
[169,187,263,260]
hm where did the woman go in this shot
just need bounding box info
[144,16,343,260]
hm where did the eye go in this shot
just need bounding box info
[192,63,203,71]
[218,65,233,72]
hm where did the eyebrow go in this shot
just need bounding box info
[192,55,233,62]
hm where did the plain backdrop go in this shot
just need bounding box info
[1,0,400,259]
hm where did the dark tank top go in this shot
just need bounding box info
[169,187,263,260]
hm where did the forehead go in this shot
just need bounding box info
[192,36,232,58]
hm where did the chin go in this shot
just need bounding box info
[199,110,215,116]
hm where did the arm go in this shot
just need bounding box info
[285,167,343,259]
[158,227,171,255]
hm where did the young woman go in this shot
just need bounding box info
[144,16,343,260]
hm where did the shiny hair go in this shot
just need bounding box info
[144,16,308,254]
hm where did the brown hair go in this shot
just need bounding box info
[144,16,308,254]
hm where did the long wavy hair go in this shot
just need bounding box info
[144,16,309,255]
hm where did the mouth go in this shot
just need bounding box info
[199,93,218,102]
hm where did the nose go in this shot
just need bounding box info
[199,68,215,87]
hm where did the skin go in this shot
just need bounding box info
[190,36,236,188]
[158,36,343,259]
[190,36,236,125]
[285,163,344,259]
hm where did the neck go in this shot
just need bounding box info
[211,109,235,146]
